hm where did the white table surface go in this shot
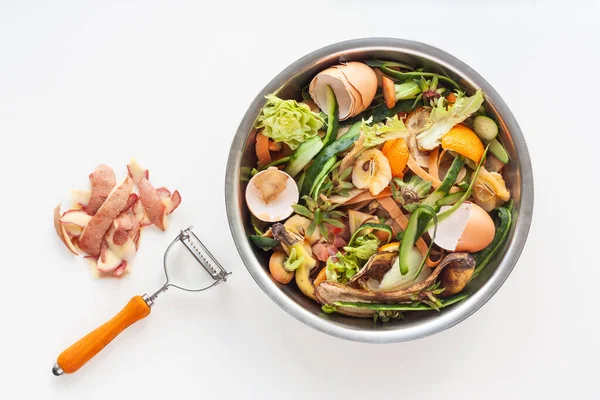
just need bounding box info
[1,1,599,398]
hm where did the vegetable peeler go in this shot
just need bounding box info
[52,227,230,376]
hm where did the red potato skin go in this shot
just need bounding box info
[114,212,134,231]
[112,230,129,246]
[133,230,141,250]
[53,204,79,255]
[113,261,128,276]
[113,210,139,245]
[167,190,181,215]
[78,177,134,256]
[138,177,167,231]
[99,241,109,264]
[123,193,138,212]
[127,162,149,185]
[156,187,171,198]
[87,165,116,215]
[127,211,140,238]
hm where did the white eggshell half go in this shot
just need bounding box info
[246,169,299,223]
[428,203,472,251]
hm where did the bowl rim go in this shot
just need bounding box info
[225,37,534,343]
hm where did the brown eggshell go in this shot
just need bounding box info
[339,62,377,113]
[337,66,364,115]
[455,202,496,252]
[309,67,356,120]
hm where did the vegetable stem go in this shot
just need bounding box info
[379,66,461,90]
[333,292,471,311]
[259,156,292,171]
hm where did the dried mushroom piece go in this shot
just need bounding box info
[473,167,510,212]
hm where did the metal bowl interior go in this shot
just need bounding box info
[225,38,533,343]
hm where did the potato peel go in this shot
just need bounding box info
[123,193,139,212]
[138,177,168,231]
[54,161,181,277]
[156,187,171,198]
[71,189,91,208]
[166,190,181,215]
[127,158,149,185]
[78,177,133,256]
[87,165,116,215]
[54,204,79,255]
[63,222,84,237]
[133,199,152,227]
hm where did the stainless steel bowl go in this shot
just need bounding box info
[225,38,534,343]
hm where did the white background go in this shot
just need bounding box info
[1,1,599,398]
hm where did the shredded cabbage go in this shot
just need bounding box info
[415,89,484,150]
[256,95,324,150]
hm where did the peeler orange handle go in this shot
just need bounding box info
[53,295,151,375]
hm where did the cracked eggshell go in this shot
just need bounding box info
[337,66,363,116]
[339,62,377,114]
[429,202,495,253]
[309,62,377,121]
[246,168,299,223]
[309,67,356,120]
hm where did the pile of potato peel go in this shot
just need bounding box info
[53,159,181,277]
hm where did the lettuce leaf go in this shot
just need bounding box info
[325,233,381,283]
[325,252,359,283]
[362,115,409,148]
[343,233,379,260]
[256,95,324,150]
[415,89,484,150]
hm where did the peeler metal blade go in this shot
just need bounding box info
[177,227,231,285]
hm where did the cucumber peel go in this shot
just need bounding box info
[471,200,513,279]
[284,136,323,177]
[321,85,339,147]
[422,155,464,208]
[426,145,489,230]
[301,122,361,195]
[487,138,509,164]
[309,157,336,199]
[399,205,437,277]
[259,156,292,171]
[436,191,465,207]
